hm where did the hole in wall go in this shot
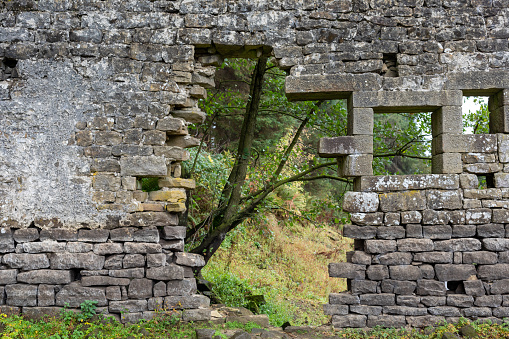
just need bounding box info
[463,96,489,135]
[381,54,398,77]
[0,58,19,80]
[138,177,160,192]
[445,281,465,294]
[477,174,494,189]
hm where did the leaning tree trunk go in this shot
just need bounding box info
[191,57,268,266]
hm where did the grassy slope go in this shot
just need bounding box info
[202,214,352,326]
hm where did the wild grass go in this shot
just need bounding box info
[202,213,352,326]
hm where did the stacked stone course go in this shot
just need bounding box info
[0,225,209,323]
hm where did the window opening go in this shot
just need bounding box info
[477,174,494,189]
[445,281,465,294]
[462,96,489,135]
[0,58,19,80]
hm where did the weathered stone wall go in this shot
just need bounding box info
[1,0,509,325]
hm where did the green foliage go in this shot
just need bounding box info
[463,96,490,134]
[78,301,97,321]
[140,177,159,192]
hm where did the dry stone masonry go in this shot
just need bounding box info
[0,0,509,326]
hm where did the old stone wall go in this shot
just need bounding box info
[0,0,509,325]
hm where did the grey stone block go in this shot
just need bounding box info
[483,238,509,251]
[422,225,452,239]
[350,212,384,226]
[124,242,162,254]
[365,240,397,254]
[474,295,502,307]
[147,253,166,267]
[349,305,382,315]
[367,315,405,328]
[401,211,422,224]
[417,280,447,296]
[351,280,378,294]
[146,265,185,281]
[413,252,453,264]
[5,285,37,307]
[366,265,389,280]
[128,278,153,299]
[338,154,373,177]
[360,294,395,306]
[123,254,145,268]
[133,228,160,242]
[377,226,405,239]
[429,307,461,317]
[110,228,135,242]
[343,225,377,239]
[462,251,498,265]
[17,270,72,284]
[462,307,492,317]
[106,286,122,301]
[350,251,372,265]
[109,300,148,313]
[383,306,427,316]
[427,190,462,210]
[49,253,105,270]
[66,242,94,253]
[406,224,423,238]
[109,268,144,278]
[464,280,486,296]
[329,263,366,279]
[378,252,412,265]
[23,241,66,253]
[332,314,366,328]
[491,279,509,294]
[460,174,478,189]
[406,315,446,328]
[398,238,433,252]
[318,135,373,156]
[162,226,187,240]
[478,264,509,280]
[93,243,123,255]
[432,153,462,174]
[396,296,420,307]
[120,156,168,177]
[389,265,422,281]
[329,293,360,305]
[379,191,426,212]
[384,213,400,226]
[355,174,459,192]
[164,295,209,310]
[323,304,348,316]
[434,238,481,252]
[348,108,374,135]
[13,229,39,243]
[176,253,206,267]
[78,229,109,242]
[421,296,447,307]
[431,106,463,137]
[37,285,55,307]
[342,192,379,213]
[435,264,476,281]
[39,229,78,242]
[422,209,449,225]
[381,280,417,295]
[0,270,17,285]
[82,276,130,286]
[452,225,476,238]
[3,253,49,270]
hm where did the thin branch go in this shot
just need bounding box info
[374,153,431,160]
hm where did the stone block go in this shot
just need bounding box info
[351,280,378,294]
[146,265,185,280]
[379,191,426,212]
[366,265,389,280]
[381,280,417,295]
[435,264,476,281]
[153,281,167,297]
[167,278,198,296]
[5,285,37,307]
[78,229,109,242]
[421,296,447,307]
[109,268,144,278]
[474,295,502,307]
[463,307,492,317]
[383,306,428,316]
[147,253,166,267]
[432,153,462,174]
[422,209,449,225]
[120,156,168,177]
[110,228,135,242]
[477,223,505,237]
[460,174,478,189]
[109,300,148,313]
[384,213,400,226]
[397,296,420,307]
[434,239,481,252]
[13,229,39,243]
[123,254,145,268]
[351,90,462,110]
[406,224,423,238]
[162,226,187,240]
[343,225,377,239]
[464,189,502,199]
[422,225,452,239]
[323,304,349,315]
[23,241,66,253]
[124,242,162,254]
[106,286,122,301]
[378,252,413,265]
[3,253,49,270]
[406,315,446,328]
[482,238,509,251]
[329,263,365,279]
[491,279,509,294]
[360,294,395,306]
[350,251,372,265]
[433,134,497,154]
[93,243,123,255]
[319,136,373,157]
[355,174,459,192]
[128,279,153,299]
[389,265,422,281]
[417,280,447,296]
[329,293,360,305]
[400,211,422,225]
[464,280,486,297]
[498,134,509,163]
[133,228,160,243]
[164,295,209,310]
[82,276,130,286]
[493,209,509,223]
[431,106,463,137]
[365,240,397,254]
[331,314,366,328]
[158,178,196,189]
[66,242,94,253]
[125,212,178,227]
[17,270,72,284]
[49,253,105,270]
[376,226,405,240]
[93,174,121,191]
[427,190,462,210]
[414,252,453,264]
[429,307,461,317]
[452,225,476,238]
[348,108,374,135]
[338,154,373,177]
[367,315,406,328]
[397,238,433,252]
[176,253,205,267]
[478,264,509,280]
[0,270,17,285]
[37,285,55,307]
[342,192,379,213]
